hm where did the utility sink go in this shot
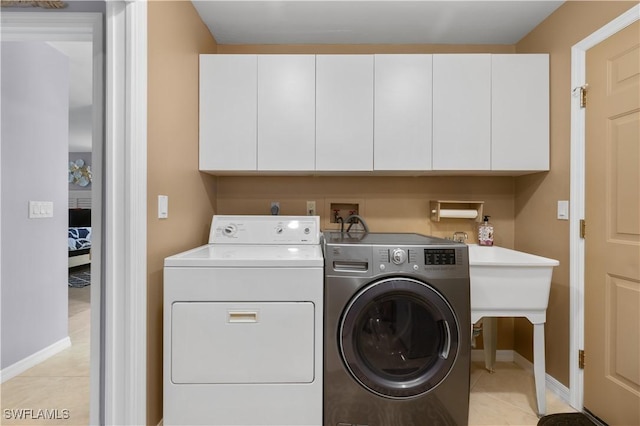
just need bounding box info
[468,244,559,322]
[466,244,559,416]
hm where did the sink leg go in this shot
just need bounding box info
[533,323,547,416]
[483,317,497,373]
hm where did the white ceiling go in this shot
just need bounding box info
[192,1,565,45]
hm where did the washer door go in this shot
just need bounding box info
[339,277,460,398]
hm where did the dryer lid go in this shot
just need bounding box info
[164,244,324,268]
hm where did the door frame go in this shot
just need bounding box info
[569,3,639,410]
[0,3,147,424]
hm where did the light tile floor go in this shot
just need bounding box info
[1,285,90,425]
[469,361,577,425]
[2,286,576,425]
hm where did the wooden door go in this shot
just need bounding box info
[584,21,640,425]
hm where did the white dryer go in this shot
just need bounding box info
[163,215,323,426]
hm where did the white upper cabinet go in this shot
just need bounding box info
[432,54,492,170]
[316,55,374,171]
[200,55,257,171]
[374,54,433,171]
[491,54,549,171]
[199,53,549,175]
[257,55,316,171]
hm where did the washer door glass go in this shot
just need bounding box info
[339,278,459,398]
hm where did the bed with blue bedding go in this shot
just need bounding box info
[69,208,91,268]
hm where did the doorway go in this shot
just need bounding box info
[0,11,103,425]
[569,4,640,420]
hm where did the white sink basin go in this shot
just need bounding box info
[468,245,559,321]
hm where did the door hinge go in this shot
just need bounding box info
[579,349,585,369]
[580,219,586,239]
[573,84,588,108]
[580,86,588,108]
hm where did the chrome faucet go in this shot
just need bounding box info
[452,231,468,243]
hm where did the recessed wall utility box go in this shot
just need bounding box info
[330,202,359,223]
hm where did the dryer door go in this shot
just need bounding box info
[339,277,460,398]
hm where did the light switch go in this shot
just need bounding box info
[557,200,569,220]
[29,201,53,218]
[158,195,168,219]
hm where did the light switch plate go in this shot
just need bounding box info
[29,201,53,218]
[158,195,168,219]
[557,200,569,220]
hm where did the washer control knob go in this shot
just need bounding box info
[391,248,407,265]
[275,225,284,234]
[413,264,419,271]
[379,264,386,271]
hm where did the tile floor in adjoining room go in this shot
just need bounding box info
[2,286,576,425]
[1,285,91,425]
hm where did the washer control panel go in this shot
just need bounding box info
[371,246,466,275]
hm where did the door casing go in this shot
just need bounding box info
[0,4,147,425]
[569,3,640,411]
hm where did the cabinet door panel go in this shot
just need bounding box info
[316,55,374,171]
[492,54,549,171]
[433,54,491,170]
[374,54,433,171]
[200,55,257,171]
[258,55,316,171]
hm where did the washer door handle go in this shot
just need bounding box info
[441,320,451,359]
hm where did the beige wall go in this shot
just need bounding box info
[145,3,638,422]
[513,1,639,386]
[147,2,218,424]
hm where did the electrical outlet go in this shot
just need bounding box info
[306,201,316,216]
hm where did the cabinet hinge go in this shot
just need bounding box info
[580,219,586,239]
[579,349,585,369]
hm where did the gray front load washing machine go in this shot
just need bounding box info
[323,232,470,426]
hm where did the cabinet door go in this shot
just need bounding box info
[199,55,257,171]
[432,54,491,170]
[258,55,316,171]
[492,54,549,171]
[316,55,374,171]
[374,54,433,171]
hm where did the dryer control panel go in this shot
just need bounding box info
[210,215,320,245]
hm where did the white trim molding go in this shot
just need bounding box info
[569,3,640,411]
[104,1,147,425]
[0,11,104,425]
[0,337,71,384]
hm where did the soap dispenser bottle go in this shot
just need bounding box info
[478,215,494,246]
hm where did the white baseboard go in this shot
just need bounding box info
[0,336,71,383]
